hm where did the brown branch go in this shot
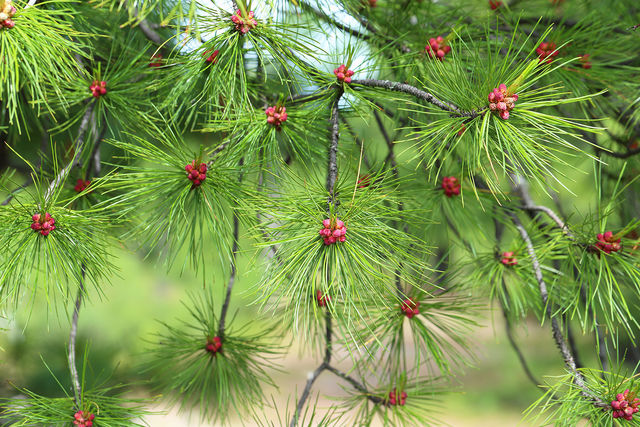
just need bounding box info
[44,102,95,203]
[326,87,344,208]
[218,158,243,338]
[508,211,607,408]
[351,79,480,118]
[325,365,385,405]
[68,266,86,409]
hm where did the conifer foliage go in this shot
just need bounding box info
[0,0,640,425]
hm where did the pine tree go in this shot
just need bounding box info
[1,0,640,425]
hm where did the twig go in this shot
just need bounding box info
[218,210,239,338]
[218,158,243,338]
[350,79,480,118]
[521,204,572,237]
[325,365,385,405]
[326,87,344,209]
[508,212,607,407]
[124,0,164,45]
[290,311,332,427]
[298,2,371,42]
[44,103,95,203]
[68,266,86,409]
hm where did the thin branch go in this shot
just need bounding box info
[298,2,371,42]
[218,158,243,338]
[521,204,573,237]
[326,87,344,208]
[508,212,607,407]
[44,102,95,203]
[290,311,332,427]
[325,365,384,405]
[350,79,480,118]
[124,0,165,45]
[68,266,86,409]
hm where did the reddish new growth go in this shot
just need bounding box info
[31,213,56,236]
[388,388,407,406]
[425,36,451,61]
[74,179,91,193]
[319,218,346,245]
[596,231,622,254]
[441,176,461,197]
[536,41,559,64]
[488,84,518,120]
[149,53,163,67]
[231,9,256,34]
[612,389,640,421]
[400,298,419,318]
[73,411,95,427]
[316,290,331,307]
[501,251,517,266]
[185,160,207,187]
[265,105,287,129]
[205,336,222,355]
[489,0,502,9]
[456,123,467,137]
[357,174,371,188]
[203,49,219,64]
[334,64,354,84]
[578,54,592,69]
[368,0,377,6]
[0,0,16,30]
[89,80,107,98]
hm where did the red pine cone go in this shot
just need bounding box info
[265,105,288,129]
[400,298,420,318]
[501,251,518,266]
[205,336,222,355]
[536,41,560,64]
[611,389,640,421]
[441,176,461,197]
[334,64,354,84]
[0,0,16,30]
[488,84,518,120]
[388,388,408,406]
[31,213,56,236]
[316,290,331,307]
[231,9,256,34]
[595,231,622,254]
[74,179,91,193]
[319,218,347,245]
[425,36,451,61]
[73,410,95,427]
[89,80,107,98]
[185,160,208,187]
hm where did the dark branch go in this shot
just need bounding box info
[326,87,344,208]
[351,79,480,118]
[325,365,384,405]
[68,266,86,409]
[508,212,607,408]
[218,158,243,338]
[44,102,95,203]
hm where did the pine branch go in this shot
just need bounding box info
[124,0,164,45]
[499,288,542,390]
[68,266,86,409]
[325,365,384,405]
[507,212,607,408]
[218,210,239,339]
[218,158,244,339]
[289,311,332,427]
[298,2,371,42]
[326,87,344,208]
[44,102,96,203]
[350,79,479,117]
